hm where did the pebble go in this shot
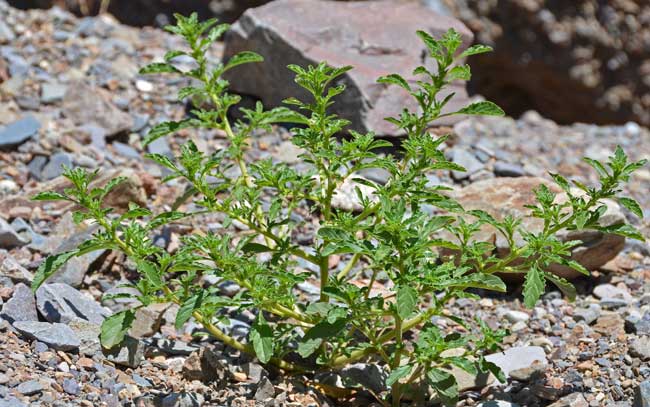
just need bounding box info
[40,82,67,104]
[630,337,650,361]
[0,115,40,149]
[450,148,484,180]
[41,152,73,180]
[485,346,548,378]
[13,321,80,351]
[494,160,526,177]
[0,218,29,248]
[62,378,80,395]
[16,379,43,396]
[505,310,530,323]
[573,305,601,325]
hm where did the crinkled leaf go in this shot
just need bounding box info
[377,74,411,91]
[453,101,504,116]
[459,44,493,58]
[175,291,204,330]
[144,120,195,146]
[426,368,458,406]
[297,319,347,358]
[396,285,418,319]
[241,242,273,253]
[447,65,471,81]
[139,62,181,75]
[386,364,413,387]
[224,51,264,72]
[599,223,645,240]
[31,191,70,201]
[618,197,643,218]
[544,272,577,302]
[523,266,545,308]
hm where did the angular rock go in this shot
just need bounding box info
[446,176,626,279]
[223,0,473,137]
[129,303,169,338]
[67,319,102,357]
[635,380,650,407]
[0,115,40,149]
[15,380,43,396]
[630,337,650,361]
[102,336,145,368]
[547,393,588,407]
[182,348,230,384]
[154,339,199,356]
[0,252,33,283]
[47,227,106,287]
[62,81,133,138]
[40,82,67,104]
[13,321,80,351]
[255,377,275,402]
[0,283,37,324]
[0,218,29,249]
[161,392,204,407]
[484,346,547,379]
[41,152,73,181]
[340,363,387,393]
[36,283,111,325]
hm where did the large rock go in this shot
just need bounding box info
[223,0,473,137]
[0,283,37,324]
[36,283,111,325]
[13,321,80,351]
[484,346,547,379]
[0,218,29,249]
[445,1,650,126]
[446,176,626,279]
[62,81,133,138]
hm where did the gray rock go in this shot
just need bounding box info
[154,339,199,356]
[340,363,387,393]
[450,148,484,180]
[48,226,106,287]
[13,321,80,351]
[574,305,601,325]
[254,376,275,402]
[0,116,40,149]
[547,393,588,407]
[0,252,33,283]
[0,283,37,324]
[0,218,29,249]
[635,380,650,407]
[243,362,269,384]
[485,346,548,378]
[477,402,520,407]
[223,0,472,137]
[67,319,101,357]
[103,336,145,368]
[41,152,73,181]
[112,142,140,160]
[630,337,650,361]
[593,284,633,302]
[62,81,133,138]
[161,392,204,407]
[15,380,43,396]
[627,312,650,335]
[129,303,169,338]
[0,397,27,407]
[0,19,15,43]
[36,283,110,325]
[504,310,529,323]
[494,161,525,177]
[41,83,68,104]
[62,378,80,396]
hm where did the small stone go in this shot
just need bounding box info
[593,283,632,301]
[494,161,526,177]
[36,283,110,325]
[255,376,275,402]
[450,148,484,180]
[62,378,80,395]
[574,305,601,325]
[129,303,169,338]
[41,83,68,104]
[630,337,650,361]
[13,321,80,351]
[161,392,204,407]
[135,80,154,92]
[505,310,530,323]
[57,361,69,373]
[594,313,625,336]
[182,348,229,383]
[243,362,268,384]
[41,152,73,180]
[154,339,199,356]
[547,393,588,407]
[16,380,43,396]
[0,116,41,149]
[103,336,145,368]
[477,402,520,407]
[627,312,650,335]
[509,360,547,381]
[0,218,29,248]
[0,283,37,324]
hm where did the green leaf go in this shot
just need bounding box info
[241,242,273,253]
[396,285,418,319]
[447,64,471,81]
[175,291,204,330]
[618,197,643,218]
[250,314,274,364]
[523,266,546,308]
[426,368,458,406]
[164,50,186,62]
[100,310,135,349]
[583,157,609,178]
[453,101,504,116]
[377,74,411,91]
[599,223,645,241]
[478,357,506,383]
[447,357,477,375]
[139,62,181,75]
[544,272,577,302]
[32,250,79,292]
[386,364,413,387]
[144,120,194,146]
[297,318,347,358]
[459,44,493,58]
[224,51,264,72]
[137,260,163,288]
[31,191,70,201]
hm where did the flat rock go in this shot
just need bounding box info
[0,283,37,324]
[0,252,33,283]
[484,346,547,378]
[446,176,626,279]
[67,319,102,356]
[635,380,650,407]
[0,115,40,149]
[62,81,133,138]
[129,302,169,338]
[630,337,650,361]
[223,0,473,137]
[36,283,111,325]
[15,380,43,396]
[13,321,80,351]
[547,393,588,407]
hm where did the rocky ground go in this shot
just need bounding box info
[1,1,650,407]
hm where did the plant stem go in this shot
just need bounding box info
[336,253,360,280]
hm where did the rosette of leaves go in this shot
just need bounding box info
[31,13,646,407]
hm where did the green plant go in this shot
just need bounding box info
[32,13,646,406]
